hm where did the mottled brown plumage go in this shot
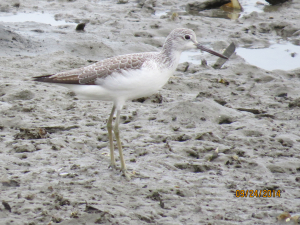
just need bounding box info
[33,53,153,85]
[34,28,225,86]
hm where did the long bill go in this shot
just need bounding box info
[196,43,228,59]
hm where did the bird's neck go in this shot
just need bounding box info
[159,41,182,69]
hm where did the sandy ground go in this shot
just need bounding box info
[1,0,300,224]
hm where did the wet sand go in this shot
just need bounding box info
[0,0,300,224]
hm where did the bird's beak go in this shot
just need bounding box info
[195,43,228,59]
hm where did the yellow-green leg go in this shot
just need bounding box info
[113,108,131,180]
[107,105,116,169]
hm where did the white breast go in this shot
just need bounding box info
[60,66,175,102]
[100,66,174,101]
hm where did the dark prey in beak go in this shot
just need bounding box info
[196,43,228,59]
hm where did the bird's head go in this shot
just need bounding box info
[165,28,228,59]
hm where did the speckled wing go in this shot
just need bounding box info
[33,53,150,85]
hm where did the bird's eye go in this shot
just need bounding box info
[184,35,191,40]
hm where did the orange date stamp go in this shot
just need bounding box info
[236,190,281,198]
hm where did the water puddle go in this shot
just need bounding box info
[179,49,202,64]
[154,10,169,18]
[179,48,219,65]
[195,0,275,20]
[236,41,300,71]
[239,0,268,15]
[0,12,74,26]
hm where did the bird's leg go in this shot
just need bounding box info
[113,108,131,180]
[107,105,116,169]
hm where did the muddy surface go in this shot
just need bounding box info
[0,0,300,224]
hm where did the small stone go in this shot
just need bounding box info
[76,23,86,31]
[2,201,11,212]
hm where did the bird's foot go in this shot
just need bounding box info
[108,163,117,170]
[109,164,134,180]
[121,168,135,181]
[121,169,150,180]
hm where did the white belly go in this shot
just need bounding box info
[60,67,175,102]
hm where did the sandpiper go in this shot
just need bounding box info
[33,28,228,179]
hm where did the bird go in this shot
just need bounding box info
[33,28,228,180]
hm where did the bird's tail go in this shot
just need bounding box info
[33,75,54,82]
